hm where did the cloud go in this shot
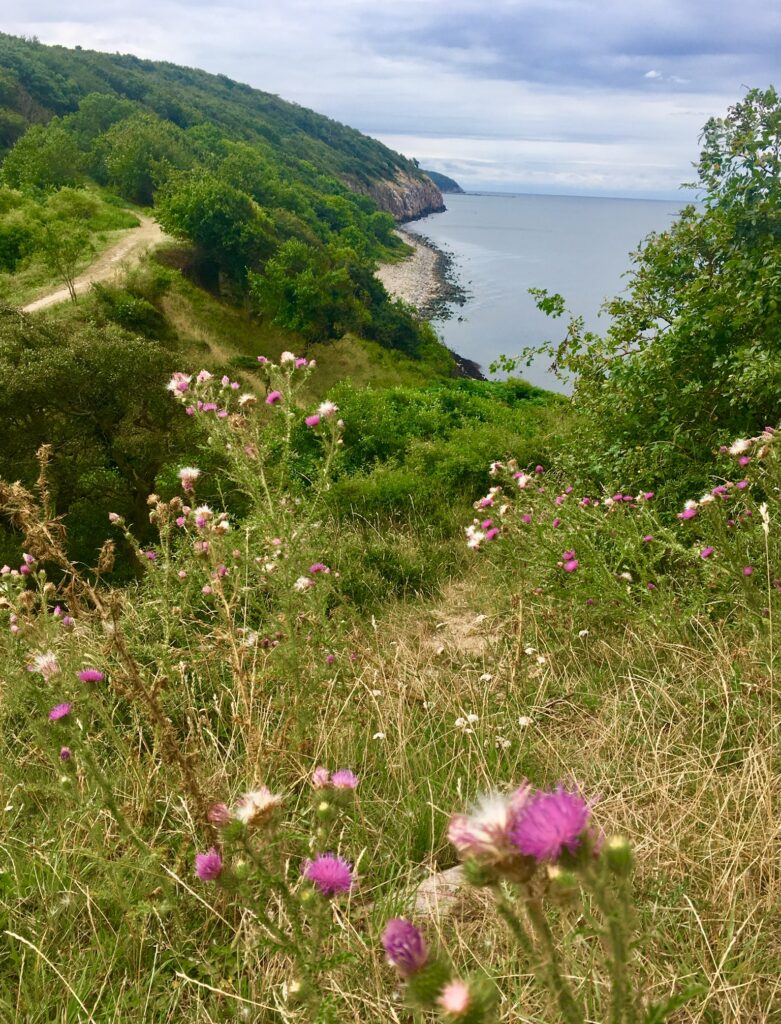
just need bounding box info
[4,1,776,197]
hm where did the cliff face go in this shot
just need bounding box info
[358,170,446,222]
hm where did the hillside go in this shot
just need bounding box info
[0,33,444,219]
[423,168,465,193]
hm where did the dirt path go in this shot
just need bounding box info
[22,213,170,313]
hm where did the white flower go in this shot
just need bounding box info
[516,472,532,489]
[517,715,533,728]
[372,732,386,740]
[535,654,547,665]
[523,646,536,656]
[280,351,296,364]
[578,629,589,638]
[699,493,715,505]
[684,499,698,510]
[294,576,315,592]
[495,736,511,750]
[28,652,60,679]
[233,786,283,827]
[619,572,633,582]
[728,438,752,455]
[196,369,213,384]
[238,393,257,407]
[479,673,493,682]
[317,400,339,418]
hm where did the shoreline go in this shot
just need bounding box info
[376,229,483,379]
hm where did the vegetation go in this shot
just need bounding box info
[423,169,464,193]
[0,33,778,1020]
[505,88,781,502]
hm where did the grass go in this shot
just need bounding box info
[0,189,142,308]
[0,347,778,1024]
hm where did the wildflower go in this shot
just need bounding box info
[167,372,192,394]
[108,512,121,524]
[509,786,591,863]
[234,786,283,828]
[143,550,157,561]
[552,517,561,528]
[448,786,532,867]
[678,507,697,521]
[78,669,104,683]
[280,351,296,364]
[196,369,213,384]
[266,390,282,405]
[305,414,321,428]
[325,654,336,665]
[308,562,330,574]
[736,479,749,490]
[520,513,532,524]
[465,525,486,550]
[195,847,223,882]
[382,919,428,976]
[535,465,544,474]
[331,769,358,790]
[518,715,533,727]
[48,703,72,722]
[485,527,500,541]
[28,652,60,679]
[312,767,330,788]
[563,559,579,573]
[438,980,472,1016]
[257,355,268,364]
[743,566,754,576]
[700,546,715,559]
[238,393,256,407]
[201,585,212,595]
[59,746,71,761]
[207,802,231,825]
[294,576,315,592]
[728,438,752,455]
[317,400,338,418]
[647,582,656,591]
[301,853,354,895]
[578,629,589,638]
[295,357,308,368]
[643,535,654,543]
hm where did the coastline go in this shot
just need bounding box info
[376,229,483,379]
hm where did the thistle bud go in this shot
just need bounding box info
[604,836,633,878]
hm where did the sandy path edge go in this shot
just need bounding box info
[22,213,170,313]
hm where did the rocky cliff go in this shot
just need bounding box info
[351,170,446,222]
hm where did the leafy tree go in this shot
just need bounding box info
[522,88,781,493]
[155,170,278,282]
[95,112,193,204]
[30,213,93,301]
[1,120,83,190]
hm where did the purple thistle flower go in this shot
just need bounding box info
[302,853,354,895]
[78,669,105,683]
[521,514,532,525]
[59,746,72,761]
[743,566,754,576]
[643,535,654,543]
[563,559,579,573]
[700,546,715,559]
[485,528,500,541]
[678,507,697,521]
[48,702,72,722]
[331,769,358,790]
[195,847,223,882]
[309,562,330,575]
[509,786,591,863]
[552,517,561,528]
[312,766,331,788]
[305,414,321,428]
[382,918,428,976]
[266,390,282,405]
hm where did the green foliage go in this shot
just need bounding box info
[1,119,83,190]
[95,111,194,204]
[518,88,781,498]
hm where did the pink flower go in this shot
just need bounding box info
[309,563,330,575]
[78,669,104,683]
[448,786,532,867]
[552,517,561,528]
[642,535,654,543]
[521,514,532,525]
[485,528,500,541]
[509,786,591,862]
[331,769,358,790]
[295,357,308,368]
[647,582,656,591]
[743,566,754,576]
[207,802,231,825]
[535,465,544,474]
[736,480,749,490]
[305,414,321,428]
[325,654,336,665]
[29,652,60,679]
[108,512,121,524]
[312,767,331,788]
[438,980,472,1016]
[59,746,72,761]
[700,546,715,559]
[257,355,268,364]
[178,467,201,493]
[301,853,354,895]
[382,919,428,976]
[266,390,282,405]
[48,702,72,722]
[563,559,579,572]
[195,847,223,882]
[678,508,697,521]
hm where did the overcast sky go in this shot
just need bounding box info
[4,1,779,198]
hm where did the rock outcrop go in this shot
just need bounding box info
[348,170,446,222]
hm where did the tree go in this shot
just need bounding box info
[523,88,781,493]
[95,112,193,204]
[30,214,93,302]
[1,120,83,190]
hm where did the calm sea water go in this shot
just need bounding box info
[406,192,687,392]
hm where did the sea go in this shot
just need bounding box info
[405,191,688,393]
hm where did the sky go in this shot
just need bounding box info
[3,1,779,198]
